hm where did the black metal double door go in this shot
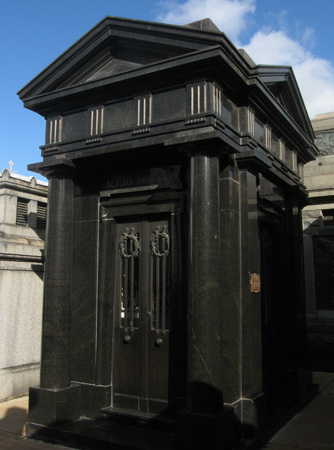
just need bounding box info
[113,214,172,413]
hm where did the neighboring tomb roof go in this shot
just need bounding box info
[0,168,48,187]
[311,112,334,132]
[184,18,221,32]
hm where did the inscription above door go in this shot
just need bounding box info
[100,166,182,196]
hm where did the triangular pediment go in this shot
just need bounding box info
[56,38,197,90]
[85,58,142,82]
[18,16,225,102]
[255,65,315,140]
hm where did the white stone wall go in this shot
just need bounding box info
[303,154,334,203]
[0,193,17,225]
[0,263,43,399]
[0,168,47,400]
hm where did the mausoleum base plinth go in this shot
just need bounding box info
[26,416,175,450]
[231,394,265,440]
[28,384,81,426]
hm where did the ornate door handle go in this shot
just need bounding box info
[155,337,163,347]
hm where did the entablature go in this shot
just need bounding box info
[36,75,312,190]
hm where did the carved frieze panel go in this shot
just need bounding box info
[315,130,334,155]
[254,116,265,146]
[271,131,280,158]
[135,94,152,127]
[89,106,104,136]
[247,109,255,136]
[46,116,62,145]
[186,82,208,116]
[212,84,223,116]
[265,125,271,149]
[279,140,286,162]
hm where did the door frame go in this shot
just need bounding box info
[95,193,186,413]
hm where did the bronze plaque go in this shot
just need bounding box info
[250,273,261,293]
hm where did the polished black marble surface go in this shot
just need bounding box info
[27,416,175,450]
[72,219,99,383]
[240,171,263,400]
[186,153,224,414]
[219,162,241,405]
[40,175,74,390]
[29,384,81,426]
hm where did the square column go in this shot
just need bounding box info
[27,161,80,428]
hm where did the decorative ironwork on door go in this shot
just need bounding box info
[118,224,171,334]
[112,215,177,412]
[119,227,141,331]
[151,226,170,333]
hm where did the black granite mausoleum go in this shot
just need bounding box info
[19,17,318,449]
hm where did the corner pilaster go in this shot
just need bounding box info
[27,159,80,426]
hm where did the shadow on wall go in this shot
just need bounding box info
[27,211,47,241]
[30,248,45,282]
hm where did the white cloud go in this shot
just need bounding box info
[242,30,307,65]
[243,30,334,118]
[157,0,255,42]
[156,0,334,118]
[301,27,315,47]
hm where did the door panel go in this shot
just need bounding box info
[112,214,172,412]
[260,215,286,411]
[147,219,170,409]
[113,222,142,408]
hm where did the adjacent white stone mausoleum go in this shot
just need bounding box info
[0,168,48,400]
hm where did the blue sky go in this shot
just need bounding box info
[1,0,334,178]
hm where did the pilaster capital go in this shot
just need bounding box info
[178,142,227,160]
[28,158,76,180]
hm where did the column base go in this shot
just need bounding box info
[175,406,236,450]
[29,384,81,426]
[231,393,265,439]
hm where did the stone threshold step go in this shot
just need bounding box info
[101,406,175,425]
